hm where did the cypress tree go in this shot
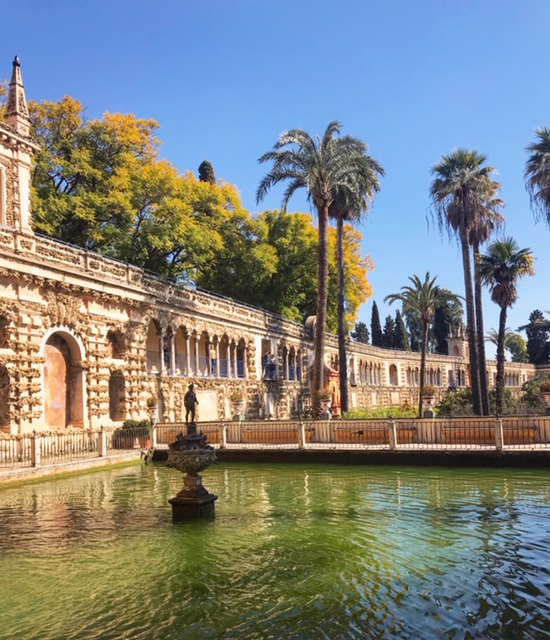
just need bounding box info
[382,315,396,348]
[371,301,383,347]
[198,160,216,185]
[394,310,410,350]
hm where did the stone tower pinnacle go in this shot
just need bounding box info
[5,56,31,137]
[1,57,39,232]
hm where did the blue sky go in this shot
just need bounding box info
[4,1,550,357]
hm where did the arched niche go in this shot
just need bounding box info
[43,331,85,428]
[109,371,126,422]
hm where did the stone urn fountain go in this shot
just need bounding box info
[167,423,218,519]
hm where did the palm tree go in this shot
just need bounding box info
[329,153,384,413]
[430,149,503,415]
[525,127,550,226]
[257,121,371,416]
[478,238,535,415]
[485,328,528,363]
[385,273,459,417]
[469,204,504,415]
[485,327,515,352]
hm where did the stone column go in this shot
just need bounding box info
[170,333,176,374]
[194,338,199,376]
[185,335,191,376]
[158,334,164,375]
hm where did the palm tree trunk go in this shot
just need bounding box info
[460,228,482,414]
[312,204,330,418]
[418,319,428,418]
[336,216,349,413]
[495,306,507,416]
[473,241,490,415]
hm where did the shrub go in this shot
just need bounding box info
[489,388,521,416]
[343,406,417,419]
[435,389,474,417]
[420,384,436,397]
[122,419,151,430]
[437,384,547,417]
[518,377,548,414]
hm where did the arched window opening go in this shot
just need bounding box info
[237,339,246,379]
[174,327,189,376]
[146,321,161,374]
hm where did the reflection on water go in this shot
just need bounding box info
[1,463,550,639]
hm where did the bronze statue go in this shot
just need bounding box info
[184,383,198,425]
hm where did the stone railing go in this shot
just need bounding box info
[155,416,550,452]
[2,229,307,338]
[0,426,150,471]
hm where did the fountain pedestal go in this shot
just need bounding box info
[167,426,218,519]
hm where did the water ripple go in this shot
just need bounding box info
[1,464,550,639]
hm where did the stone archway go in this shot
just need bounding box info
[44,332,85,429]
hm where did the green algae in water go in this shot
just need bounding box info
[1,463,550,639]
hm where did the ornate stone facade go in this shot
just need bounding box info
[0,59,543,434]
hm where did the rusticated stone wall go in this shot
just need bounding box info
[0,228,542,434]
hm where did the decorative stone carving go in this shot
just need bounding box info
[43,292,87,332]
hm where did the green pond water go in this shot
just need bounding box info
[1,462,550,640]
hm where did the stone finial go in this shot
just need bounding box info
[5,55,31,137]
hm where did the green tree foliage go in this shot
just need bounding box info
[525,127,550,228]
[478,238,535,415]
[506,332,529,363]
[394,310,410,351]
[519,310,550,365]
[328,145,383,412]
[30,97,161,250]
[519,376,549,414]
[485,328,528,363]
[404,311,421,352]
[436,389,475,417]
[432,289,464,354]
[250,210,318,321]
[350,321,370,344]
[382,315,396,348]
[257,122,376,416]
[385,273,461,417]
[370,301,383,347]
[28,99,374,330]
[198,160,216,184]
[238,210,372,329]
[430,149,503,416]
[438,377,550,417]
[327,224,374,334]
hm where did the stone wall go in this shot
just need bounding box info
[0,226,542,434]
